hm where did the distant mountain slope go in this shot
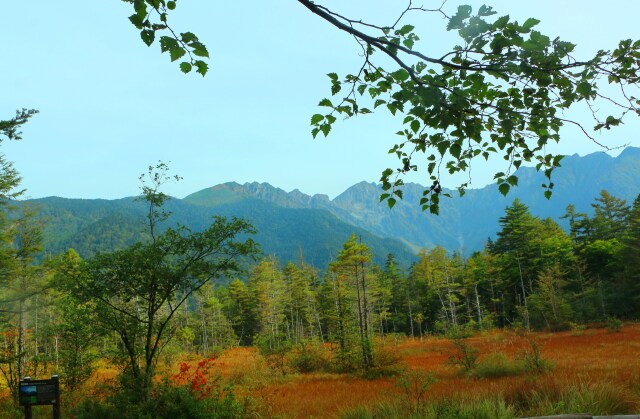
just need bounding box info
[26,195,416,269]
[184,147,640,253]
[22,147,640,263]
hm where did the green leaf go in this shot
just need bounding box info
[167,1,176,10]
[140,30,155,46]
[448,5,473,30]
[387,197,396,209]
[544,190,552,199]
[397,25,414,36]
[186,40,208,58]
[498,183,510,196]
[320,124,331,137]
[450,143,461,159]
[179,62,192,73]
[310,114,324,125]
[478,5,496,16]
[576,81,592,98]
[170,47,186,62]
[160,36,179,53]
[181,32,198,43]
[391,69,410,82]
[437,141,449,156]
[379,193,390,202]
[318,99,333,107]
[403,38,415,49]
[192,47,209,58]
[522,17,540,31]
[129,13,144,29]
[410,119,420,133]
[494,15,510,29]
[194,60,208,76]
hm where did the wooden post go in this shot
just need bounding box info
[22,376,32,419]
[52,375,60,419]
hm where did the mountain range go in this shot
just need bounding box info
[23,147,640,267]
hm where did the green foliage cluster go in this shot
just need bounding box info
[70,378,245,419]
[471,352,523,379]
[518,339,554,374]
[302,4,640,213]
[124,0,209,76]
[288,339,330,373]
[447,338,479,374]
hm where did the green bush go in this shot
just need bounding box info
[361,344,403,378]
[255,334,292,376]
[518,339,554,374]
[472,352,524,379]
[606,316,624,333]
[448,338,479,374]
[71,377,245,419]
[289,339,330,373]
[569,322,587,336]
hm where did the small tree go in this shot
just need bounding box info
[63,163,258,401]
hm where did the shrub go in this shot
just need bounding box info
[569,322,587,336]
[518,339,554,374]
[361,343,403,378]
[445,325,474,339]
[255,334,292,376]
[606,316,623,333]
[473,352,524,379]
[448,338,479,374]
[72,358,246,419]
[289,339,330,373]
[396,368,437,405]
[225,352,279,389]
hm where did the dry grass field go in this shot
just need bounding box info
[210,324,640,417]
[2,324,639,418]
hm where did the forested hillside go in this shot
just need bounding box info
[19,147,640,268]
[26,195,415,269]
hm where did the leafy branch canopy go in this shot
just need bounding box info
[122,0,640,213]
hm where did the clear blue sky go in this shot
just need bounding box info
[2,1,639,200]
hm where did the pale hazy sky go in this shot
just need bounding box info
[2,1,639,200]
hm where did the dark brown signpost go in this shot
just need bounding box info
[19,375,60,419]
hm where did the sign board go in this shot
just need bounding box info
[19,377,59,406]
